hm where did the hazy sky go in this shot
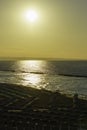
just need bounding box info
[0,0,87,59]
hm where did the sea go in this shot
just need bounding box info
[0,60,87,99]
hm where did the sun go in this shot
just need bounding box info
[24,9,38,22]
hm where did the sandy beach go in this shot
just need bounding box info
[0,83,87,129]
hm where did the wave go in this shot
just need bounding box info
[58,73,87,78]
[0,70,16,73]
[0,70,45,74]
[29,72,45,74]
[30,72,87,78]
[0,70,87,78]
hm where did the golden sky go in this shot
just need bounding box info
[0,0,87,59]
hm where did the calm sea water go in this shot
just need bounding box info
[0,60,87,99]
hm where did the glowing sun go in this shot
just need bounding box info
[24,10,38,22]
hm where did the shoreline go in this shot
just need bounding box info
[0,83,87,109]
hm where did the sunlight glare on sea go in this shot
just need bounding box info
[18,60,47,89]
[18,60,46,72]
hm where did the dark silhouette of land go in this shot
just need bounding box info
[0,83,87,129]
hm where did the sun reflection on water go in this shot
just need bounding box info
[18,60,47,89]
[23,74,42,88]
[19,60,46,72]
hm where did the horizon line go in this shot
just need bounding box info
[0,57,87,61]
